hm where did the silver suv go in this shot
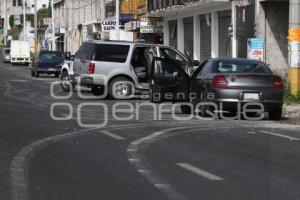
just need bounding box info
[72,40,197,99]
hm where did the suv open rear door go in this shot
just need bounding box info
[149,57,190,103]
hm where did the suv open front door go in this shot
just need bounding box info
[149,57,190,103]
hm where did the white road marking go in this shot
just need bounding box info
[259,131,300,141]
[10,80,28,82]
[176,163,224,181]
[100,130,125,140]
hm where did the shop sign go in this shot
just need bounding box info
[140,17,163,34]
[290,42,300,68]
[102,20,125,32]
[125,21,140,31]
[102,20,117,32]
[247,38,264,61]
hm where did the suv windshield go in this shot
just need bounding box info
[39,52,64,62]
[4,49,10,54]
[213,60,272,74]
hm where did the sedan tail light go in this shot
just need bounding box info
[212,75,230,89]
[273,76,284,90]
[89,62,95,74]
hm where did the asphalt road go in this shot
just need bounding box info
[0,58,300,200]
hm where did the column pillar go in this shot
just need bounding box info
[164,20,169,46]
[232,4,238,58]
[211,12,219,58]
[193,15,200,61]
[177,18,184,53]
[288,0,300,96]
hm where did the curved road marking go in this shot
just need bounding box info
[9,121,198,200]
[127,126,234,200]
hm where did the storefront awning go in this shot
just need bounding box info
[149,1,231,17]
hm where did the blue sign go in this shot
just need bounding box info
[249,38,264,50]
[247,38,264,61]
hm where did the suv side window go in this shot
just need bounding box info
[94,44,130,63]
[75,43,95,60]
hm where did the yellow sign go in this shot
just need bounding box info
[288,28,300,42]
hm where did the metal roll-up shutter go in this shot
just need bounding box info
[218,10,232,58]
[200,14,211,61]
[184,17,194,59]
[169,20,177,49]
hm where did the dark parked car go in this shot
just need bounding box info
[31,51,65,77]
[2,48,11,63]
[149,58,284,120]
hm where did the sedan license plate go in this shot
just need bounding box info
[244,93,259,100]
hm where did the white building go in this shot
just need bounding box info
[53,0,105,53]
[148,0,234,61]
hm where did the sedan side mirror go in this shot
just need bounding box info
[192,60,201,66]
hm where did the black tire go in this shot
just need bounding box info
[55,73,59,78]
[109,77,134,99]
[149,87,161,103]
[269,109,282,121]
[199,92,217,118]
[60,71,73,92]
[181,105,193,114]
[91,85,104,96]
[35,70,39,77]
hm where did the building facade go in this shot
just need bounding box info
[53,0,106,53]
[148,0,233,61]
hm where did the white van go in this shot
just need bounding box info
[10,40,31,65]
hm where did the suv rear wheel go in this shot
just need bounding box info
[109,77,134,99]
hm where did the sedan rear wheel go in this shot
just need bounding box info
[269,109,282,121]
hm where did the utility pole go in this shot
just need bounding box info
[101,0,106,21]
[288,0,300,96]
[4,0,7,45]
[116,0,119,40]
[23,0,26,40]
[51,0,55,51]
[34,0,37,55]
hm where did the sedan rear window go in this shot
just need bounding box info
[94,44,130,63]
[214,60,272,74]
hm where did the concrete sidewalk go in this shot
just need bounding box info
[283,104,300,125]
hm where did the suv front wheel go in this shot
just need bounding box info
[109,77,134,100]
